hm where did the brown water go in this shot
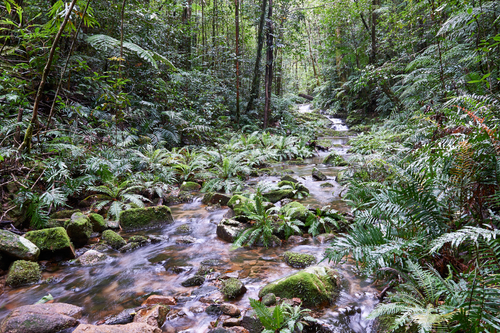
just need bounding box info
[0,135,379,333]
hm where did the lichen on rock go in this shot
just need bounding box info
[119,206,173,230]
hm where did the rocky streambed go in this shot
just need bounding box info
[0,132,379,333]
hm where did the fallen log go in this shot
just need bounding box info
[298,93,314,101]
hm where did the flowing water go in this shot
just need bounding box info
[0,107,378,332]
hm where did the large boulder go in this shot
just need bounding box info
[24,227,75,260]
[312,168,327,181]
[258,266,341,307]
[101,230,126,250]
[0,303,83,333]
[180,181,201,192]
[280,175,299,184]
[119,206,173,230]
[283,251,316,268]
[6,260,41,287]
[73,323,161,333]
[0,230,40,261]
[323,152,348,166]
[65,213,92,247]
[262,189,294,203]
[220,277,246,299]
[216,219,248,243]
[202,192,231,206]
[88,213,107,232]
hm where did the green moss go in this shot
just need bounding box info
[280,175,299,183]
[283,251,316,268]
[180,181,201,191]
[119,205,173,230]
[320,182,334,188]
[227,195,251,216]
[277,181,309,194]
[280,202,311,222]
[128,235,148,244]
[65,213,92,247]
[323,152,348,166]
[89,213,107,232]
[101,230,126,249]
[202,192,231,206]
[24,227,75,259]
[6,260,41,287]
[220,277,246,299]
[49,209,80,219]
[258,266,341,307]
[262,189,294,203]
[175,224,191,234]
[312,167,327,181]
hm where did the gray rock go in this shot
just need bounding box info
[175,236,197,244]
[119,242,140,253]
[261,293,276,306]
[104,308,136,325]
[216,219,248,243]
[77,250,108,266]
[312,167,327,181]
[181,275,205,287]
[0,230,39,261]
[73,323,162,333]
[220,303,241,317]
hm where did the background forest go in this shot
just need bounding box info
[1,0,500,332]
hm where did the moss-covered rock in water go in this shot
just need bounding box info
[280,202,311,222]
[180,181,201,192]
[312,167,327,181]
[320,182,334,188]
[323,152,348,166]
[101,230,126,250]
[277,181,310,194]
[77,250,108,266]
[6,260,41,287]
[65,213,92,247]
[0,230,40,261]
[258,266,341,307]
[202,192,231,206]
[128,235,149,245]
[220,277,246,299]
[119,206,173,230]
[89,213,107,232]
[227,195,250,216]
[50,209,80,219]
[181,275,205,287]
[24,227,75,259]
[283,251,316,268]
[175,224,191,234]
[262,189,294,203]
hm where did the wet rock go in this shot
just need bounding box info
[77,250,108,266]
[220,277,246,299]
[223,317,242,327]
[133,305,169,328]
[206,304,223,315]
[191,285,218,297]
[0,303,83,333]
[73,323,161,333]
[0,230,40,261]
[202,192,231,206]
[262,189,294,203]
[316,233,336,243]
[175,236,197,244]
[101,230,126,250]
[320,182,334,188]
[226,327,250,333]
[142,295,177,306]
[88,213,107,232]
[227,195,250,216]
[201,259,226,266]
[50,209,80,219]
[119,242,140,253]
[65,212,93,247]
[181,275,205,287]
[197,265,215,276]
[259,266,341,307]
[283,251,316,268]
[280,201,312,222]
[220,303,241,317]
[216,219,248,243]
[120,206,173,231]
[45,219,67,228]
[24,227,75,260]
[148,235,163,244]
[169,265,193,274]
[287,235,306,244]
[128,235,149,245]
[175,224,191,234]
[103,308,136,325]
[261,293,276,306]
[280,175,299,183]
[323,152,348,166]
[240,310,263,333]
[312,167,327,181]
[6,260,41,287]
[106,220,121,230]
[180,181,201,192]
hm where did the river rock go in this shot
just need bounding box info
[258,266,341,307]
[323,152,348,166]
[261,293,276,306]
[128,235,149,245]
[24,227,75,260]
[240,309,263,333]
[73,323,161,333]
[220,277,246,299]
[202,192,231,206]
[280,175,299,183]
[142,295,177,306]
[216,219,248,243]
[277,180,310,194]
[283,251,316,268]
[133,305,169,328]
[220,303,241,317]
[223,318,242,327]
[119,242,140,252]
[103,308,136,325]
[65,212,92,247]
[181,275,205,287]
[262,189,294,203]
[50,209,80,219]
[0,303,83,333]
[280,201,311,222]
[77,250,108,266]
[312,168,327,181]
[6,260,41,287]
[175,236,197,244]
[88,213,107,232]
[227,195,250,216]
[0,230,40,261]
[120,206,173,230]
[180,181,201,191]
[101,230,126,249]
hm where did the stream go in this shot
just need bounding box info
[0,108,378,333]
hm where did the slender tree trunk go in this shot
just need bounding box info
[263,0,273,129]
[370,0,378,64]
[19,0,77,152]
[245,0,267,113]
[181,0,192,70]
[306,18,320,87]
[202,0,205,66]
[235,0,240,123]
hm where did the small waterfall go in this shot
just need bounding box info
[326,116,349,131]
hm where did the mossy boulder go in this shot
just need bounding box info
[175,224,191,234]
[24,227,75,259]
[6,260,41,287]
[227,195,251,216]
[323,152,348,166]
[220,277,246,299]
[202,192,231,206]
[280,175,299,183]
[119,206,173,230]
[280,202,312,222]
[180,181,201,192]
[0,230,40,261]
[65,213,92,247]
[77,250,108,266]
[50,209,81,219]
[262,189,294,203]
[283,251,316,268]
[216,219,248,243]
[101,230,126,250]
[320,182,334,188]
[312,167,327,181]
[258,266,341,307]
[45,219,67,228]
[128,235,149,245]
[261,293,276,306]
[89,213,107,232]
[277,181,310,194]
[181,275,205,287]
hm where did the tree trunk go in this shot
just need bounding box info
[19,0,77,153]
[235,0,240,123]
[263,0,273,129]
[181,0,192,70]
[370,0,378,64]
[245,0,267,113]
